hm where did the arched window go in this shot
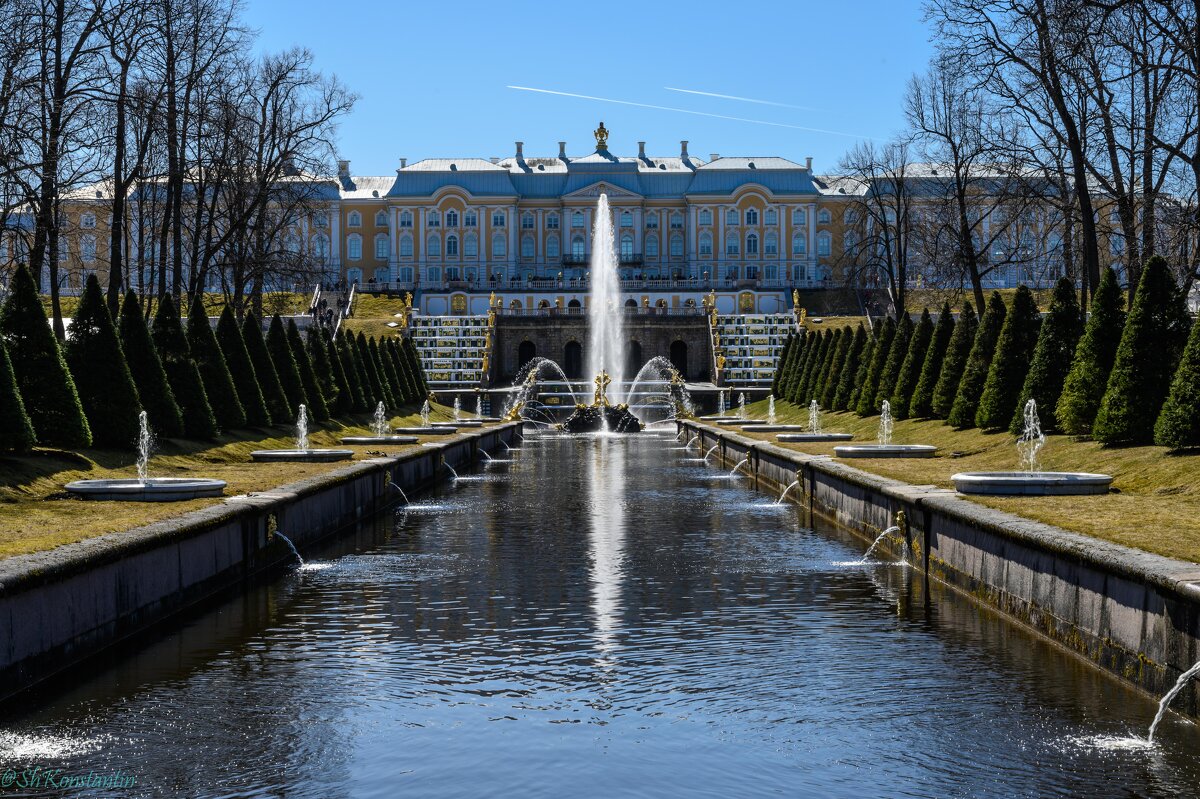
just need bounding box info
[726,209,738,225]
[699,209,712,226]
[400,234,413,257]
[670,234,683,257]
[726,237,739,256]
[348,211,361,228]
[792,208,806,226]
[464,234,478,257]
[572,236,585,259]
[699,232,712,255]
[817,231,832,256]
[446,234,459,256]
[620,233,634,259]
[492,234,506,257]
[518,340,536,366]
[522,212,534,229]
[375,211,388,227]
[765,232,778,256]
[817,209,831,224]
[347,234,362,260]
[312,234,329,259]
[564,340,583,377]
[399,210,413,228]
[521,236,535,258]
[621,210,632,227]
[670,340,688,378]
[765,208,777,226]
[446,209,459,228]
[792,233,807,255]
[428,210,440,227]
[546,235,560,258]
[745,208,759,226]
[375,235,389,260]
[746,232,759,255]
[645,234,659,257]
[510,299,523,310]
[572,211,584,228]
[491,210,506,228]
[427,234,441,257]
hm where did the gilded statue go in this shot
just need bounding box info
[716,354,726,371]
[594,121,609,149]
[593,371,612,406]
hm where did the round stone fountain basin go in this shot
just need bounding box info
[752,424,811,432]
[834,444,937,459]
[339,436,418,445]
[699,415,728,422]
[435,420,483,428]
[250,449,354,463]
[715,418,753,427]
[951,471,1113,496]
[65,477,227,502]
[777,433,854,443]
[394,426,458,435]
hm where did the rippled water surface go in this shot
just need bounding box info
[3,431,1200,798]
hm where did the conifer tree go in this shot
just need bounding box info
[152,294,217,440]
[266,314,307,416]
[1154,311,1200,450]
[772,333,794,396]
[976,286,1042,430]
[242,312,291,425]
[389,338,418,404]
[0,337,35,453]
[0,266,91,447]
[403,337,430,398]
[948,292,1006,429]
[64,274,142,448]
[344,333,375,407]
[931,300,977,420]
[1056,268,1127,436]
[119,291,184,438]
[833,324,868,411]
[1010,278,1081,434]
[287,319,328,421]
[874,312,913,410]
[820,327,852,409]
[187,295,245,430]
[786,331,817,405]
[335,332,368,411]
[216,306,271,427]
[358,333,389,409]
[377,338,405,407]
[856,316,895,416]
[890,308,934,420]
[798,330,832,405]
[323,330,355,415]
[1094,256,1191,445]
[848,333,876,412]
[307,326,338,413]
[368,336,399,410]
[910,302,955,419]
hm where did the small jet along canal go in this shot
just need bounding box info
[3,430,1200,798]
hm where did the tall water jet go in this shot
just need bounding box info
[717,391,726,416]
[296,404,310,452]
[341,401,418,445]
[768,396,776,425]
[252,404,353,462]
[878,400,893,446]
[1017,399,1046,473]
[587,194,624,401]
[738,393,747,419]
[453,397,462,421]
[476,396,483,419]
[421,400,431,428]
[808,400,822,434]
[372,402,388,437]
[136,410,152,484]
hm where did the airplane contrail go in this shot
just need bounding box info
[506,86,870,140]
[664,87,825,112]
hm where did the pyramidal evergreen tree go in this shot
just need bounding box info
[948,292,1006,429]
[242,312,290,425]
[856,316,895,416]
[799,330,834,405]
[357,332,389,409]
[819,327,851,409]
[1056,268,1127,436]
[152,294,217,440]
[976,286,1042,430]
[874,312,913,410]
[376,337,405,407]
[389,338,418,404]
[187,295,245,430]
[847,331,876,412]
[787,331,818,405]
[0,337,36,453]
[1010,278,1082,434]
[119,291,183,437]
[344,332,375,407]
[266,314,307,417]
[216,306,271,427]
[833,324,868,411]
[931,300,977,420]
[286,318,328,421]
[322,329,355,415]
[367,336,398,410]
[307,326,339,413]
[1094,256,1191,445]
[63,274,142,448]
[1154,310,1200,450]
[403,337,430,398]
[910,302,956,419]
[890,308,934,420]
[336,331,368,411]
[0,266,91,447]
[772,333,795,397]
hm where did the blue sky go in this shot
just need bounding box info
[241,1,934,176]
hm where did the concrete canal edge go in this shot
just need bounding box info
[680,420,1200,720]
[0,422,523,704]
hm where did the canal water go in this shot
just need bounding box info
[2,430,1199,797]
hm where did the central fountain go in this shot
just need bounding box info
[251,405,354,462]
[561,370,643,433]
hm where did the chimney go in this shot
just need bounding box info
[337,159,350,177]
[558,141,567,159]
[710,153,719,162]
[515,141,524,160]
[399,157,407,168]
[680,140,689,159]
[489,157,499,164]
[805,157,813,171]
[638,141,646,159]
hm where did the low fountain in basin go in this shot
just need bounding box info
[951,400,1112,495]
[395,399,458,435]
[341,402,419,445]
[65,412,227,501]
[834,401,936,458]
[251,405,354,462]
[776,401,854,442]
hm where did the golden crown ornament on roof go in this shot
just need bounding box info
[594,121,609,150]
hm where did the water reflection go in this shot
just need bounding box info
[587,436,626,663]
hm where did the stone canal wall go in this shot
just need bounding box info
[679,420,1200,719]
[0,423,522,703]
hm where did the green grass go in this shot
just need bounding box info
[0,403,472,559]
[39,292,310,320]
[341,293,410,340]
[739,399,1200,564]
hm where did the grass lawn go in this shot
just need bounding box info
[736,399,1200,564]
[0,403,469,560]
[342,293,410,340]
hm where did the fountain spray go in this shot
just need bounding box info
[420,399,431,427]
[878,400,894,446]
[453,396,462,421]
[296,405,310,452]
[768,396,777,425]
[476,396,483,419]
[372,401,388,437]
[587,194,624,403]
[808,400,822,434]
[738,393,747,419]
[1017,399,1046,473]
[135,411,153,484]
